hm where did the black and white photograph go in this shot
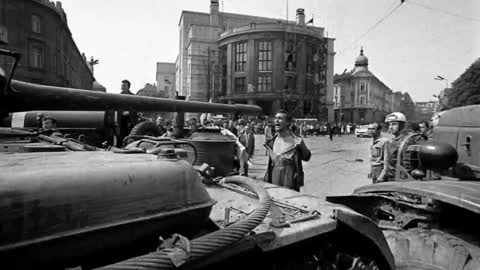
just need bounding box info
[0,0,479,269]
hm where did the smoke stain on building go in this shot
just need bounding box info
[176,0,335,120]
[0,0,94,90]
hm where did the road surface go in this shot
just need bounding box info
[249,133,375,199]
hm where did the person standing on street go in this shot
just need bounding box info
[329,123,335,141]
[264,122,273,156]
[368,123,389,183]
[238,124,255,176]
[263,110,311,191]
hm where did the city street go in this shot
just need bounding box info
[249,134,374,199]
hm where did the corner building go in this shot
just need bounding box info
[176,1,335,120]
[334,49,411,124]
[0,0,94,89]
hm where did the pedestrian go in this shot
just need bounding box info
[156,116,166,135]
[264,122,273,156]
[238,124,255,176]
[263,110,311,191]
[328,123,334,141]
[419,121,431,140]
[301,122,308,138]
[163,127,174,138]
[117,79,137,143]
[367,123,389,183]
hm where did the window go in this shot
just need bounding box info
[220,47,227,95]
[32,15,41,33]
[235,42,247,72]
[285,39,297,71]
[306,77,314,95]
[360,83,366,92]
[257,40,272,71]
[0,25,7,43]
[30,45,44,68]
[234,77,246,93]
[257,74,272,92]
[360,96,365,105]
[306,42,315,73]
[285,75,296,90]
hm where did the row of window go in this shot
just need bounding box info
[234,74,272,93]
[233,75,324,95]
[234,39,327,73]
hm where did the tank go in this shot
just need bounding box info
[0,48,394,270]
[328,105,480,270]
[186,128,236,176]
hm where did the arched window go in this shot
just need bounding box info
[32,15,41,33]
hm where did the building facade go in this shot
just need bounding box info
[156,62,176,98]
[334,49,413,124]
[0,0,94,89]
[414,100,439,121]
[175,1,334,120]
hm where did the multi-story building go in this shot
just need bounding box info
[334,48,412,124]
[156,62,176,98]
[0,0,94,89]
[175,0,334,120]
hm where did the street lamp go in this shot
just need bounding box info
[434,75,449,88]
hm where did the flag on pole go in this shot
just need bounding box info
[306,17,314,24]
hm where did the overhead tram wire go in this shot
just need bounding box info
[408,0,480,23]
[337,0,405,55]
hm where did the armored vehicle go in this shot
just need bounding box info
[328,105,480,270]
[0,49,394,269]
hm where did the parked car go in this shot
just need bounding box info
[355,125,370,137]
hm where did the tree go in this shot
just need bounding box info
[447,59,480,108]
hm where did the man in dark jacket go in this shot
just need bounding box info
[238,124,255,176]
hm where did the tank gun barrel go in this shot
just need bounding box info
[1,78,262,114]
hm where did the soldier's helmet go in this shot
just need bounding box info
[385,112,407,123]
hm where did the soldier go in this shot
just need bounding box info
[367,123,389,183]
[382,112,423,181]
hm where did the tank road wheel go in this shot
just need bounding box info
[130,121,163,137]
[385,228,480,270]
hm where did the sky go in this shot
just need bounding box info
[60,0,480,102]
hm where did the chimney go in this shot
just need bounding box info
[55,1,62,8]
[296,8,305,26]
[210,0,220,25]
[210,0,219,13]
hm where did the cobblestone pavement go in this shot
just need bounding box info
[249,134,374,199]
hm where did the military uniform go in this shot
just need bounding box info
[384,133,424,181]
[370,136,389,183]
